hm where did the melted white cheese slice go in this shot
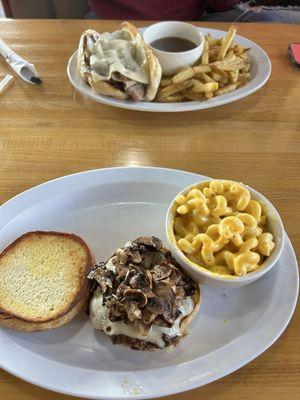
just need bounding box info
[87,30,149,85]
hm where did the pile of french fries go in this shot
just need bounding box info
[155,26,251,103]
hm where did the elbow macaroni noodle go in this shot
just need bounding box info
[172,180,275,276]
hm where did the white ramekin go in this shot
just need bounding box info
[143,21,204,76]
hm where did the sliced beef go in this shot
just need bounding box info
[122,79,145,102]
[107,78,124,92]
[111,72,145,102]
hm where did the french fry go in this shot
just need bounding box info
[211,72,223,82]
[215,84,237,96]
[237,73,250,87]
[241,63,251,72]
[190,79,206,93]
[201,39,209,64]
[217,25,237,60]
[172,68,195,83]
[209,48,219,62]
[159,94,184,102]
[156,79,193,100]
[240,72,250,79]
[239,52,250,61]
[193,74,205,82]
[235,45,251,55]
[190,79,218,93]
[211,58,246,71]
[211,66,227,76]
[204,82,219,92]
[177,65,191,73]
[204,91,214,100]
[205,33,221,46]
[220,76,229,85]
[236,80,246,88]
[182,90,205,101]
[201,72,214,83]
[160,78,172,87]
[172,66,211,83]
[225,50,234,60]
[193,65,211,74]
[229,69,239,83]
[233,44,245,55]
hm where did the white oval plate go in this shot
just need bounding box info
[0,167,298,400]
[67,27,271,112]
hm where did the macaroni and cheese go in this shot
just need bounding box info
[171,180,275,277]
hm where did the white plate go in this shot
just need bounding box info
[0,167,298,400]
[67,27,271,112]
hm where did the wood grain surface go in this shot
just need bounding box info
[0,19,299,400]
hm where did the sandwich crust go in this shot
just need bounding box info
[77,29,99,81]
[88,79,128,100]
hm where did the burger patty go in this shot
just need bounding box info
[111,333,180,350]
[111,334,159,350]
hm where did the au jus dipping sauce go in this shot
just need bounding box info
[150,37,198,52]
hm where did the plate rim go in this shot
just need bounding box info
[67,27,272,112]
[0,167,298,400]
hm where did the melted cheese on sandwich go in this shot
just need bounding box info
[87,30,149,85]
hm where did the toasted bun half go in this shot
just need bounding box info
[77,22,161,101]
[0,231,94,331]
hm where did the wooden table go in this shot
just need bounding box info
[0,19,299,400]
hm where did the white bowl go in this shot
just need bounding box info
[143,21,204,76]
[165,180,285,288]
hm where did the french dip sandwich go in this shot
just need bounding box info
[0,231,94,332]
[77,22,162,102]
[88,236,200,350]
